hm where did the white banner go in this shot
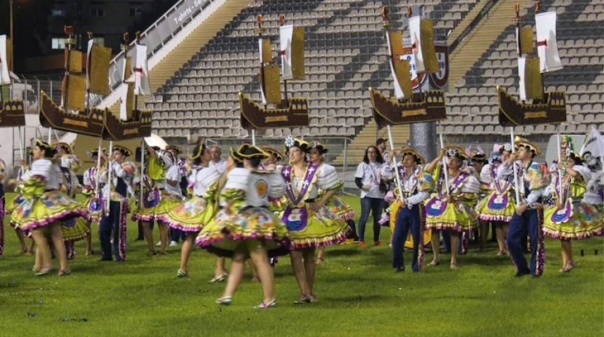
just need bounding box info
[408,17,425,74]
[535,11,563,73]
[580,127,604,164]
[517,56,527,101]
[118,84,129,121]
[386,33,405,100]
[280,24,293,80]
[0,35,10,85]
[258,38,267,105]
[133,44,151,96]
[86,39,95,90]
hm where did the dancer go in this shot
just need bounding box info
[385,147,433,272]
[475,144,516,255]
[161,140,223,278]
[54,142,81,198]
[10,139,86,275]
[543,151,602,272]
[308,141,355,264]
[134,146,165,255]
[197,144,289,308]
[80,147,106,255]
[99,145,136,262]
[0,156,5,256]
[281,136,348,303]
[424,146,480,269]
[6,151,33,254]
[152,145,185,251]
[500,137,550,277]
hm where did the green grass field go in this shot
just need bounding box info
[0,194,602,337]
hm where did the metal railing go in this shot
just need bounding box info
[98,0,217,105]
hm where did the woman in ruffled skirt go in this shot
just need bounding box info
[280,137,349,303]
[10,140,87,276]
[543,152,603,272]
[160,140,223,278]
[197,144,289,308]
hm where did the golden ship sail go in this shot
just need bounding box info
[102,32,152,141]
[497,2,567,126]
[39,27,110,136]
[0,34,25,127]
[239,15,309,131]
[369,7,446,129]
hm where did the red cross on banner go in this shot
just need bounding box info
[411,42,417,52]
[133,67,145,77]
[279,49,287,57]
[537,40,547,47]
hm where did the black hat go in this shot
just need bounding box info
[34,139,56,158]
[230,147,244,163]
[165,145,182,156]
[514,136,541,156]
[376,138,388,146]
[237,144,270,160]
[471,153,487,163]
[284,136,310,155]
[190,143,206,160]
[400,147,425,165]
[113,145,132,157]
[445,146,467,160]
[498,143,513,154]
[310,140,328,154]
[87,148,106,158]
[262,147,284,161]
[53,142,73,154]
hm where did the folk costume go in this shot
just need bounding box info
[543,152,602,272]
[98,145,136,261]
[425,146,480,268]
[196,145,289,258]
[281,138,349,249]
[0,158,5,255]
[53,142,81,197]
[384,147,433,272]
[161,142,223,277]
[501,137,550,277]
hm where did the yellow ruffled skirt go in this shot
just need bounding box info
[161,196,216,233]
[282,205,349,249]
[425,196,477,232]
[11,191,88,231]
[543,200,603,240]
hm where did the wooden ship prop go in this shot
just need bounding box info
[369,7,446,129]
[497,2,567,126]
[239,15,309,132]
[0,34,25,127]
[39,27,109,137]
[102,32,152,141]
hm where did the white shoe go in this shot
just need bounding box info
[155,241,161,247]
[169,241,178,247]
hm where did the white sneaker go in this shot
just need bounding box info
[169,241,178,247]
[155,241,161,247]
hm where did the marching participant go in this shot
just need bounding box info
[134,146,166,255]
[281,136,348,303]
[161,140,223,278]
[475,144,516,255]
[424,146,480,269]
[197,144,289,308]
[500,137,550,277]
[6,157,34,255]
[99,145,136,262]
[53,142,81,198]
[0,155,5,256]
[10,139,87,275]
[543,151,602,272]
[308,140,355,264]
[384,147,433,272]
[153,145,186,250]
[80,147,106,255]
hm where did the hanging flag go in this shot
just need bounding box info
[133,45,151,96]
[0,35,10,85]
[118,83,133,121]
[386,31,412,99]
[580,127,604,166]
[279,24,305,80]
[535,11,563,73]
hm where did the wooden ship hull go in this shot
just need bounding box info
[497,86,567,127]
[0,100,26,127]
[102,109,152,140]
[239,92,309,129]
[368,87,447,129]
[39,91,104,137]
